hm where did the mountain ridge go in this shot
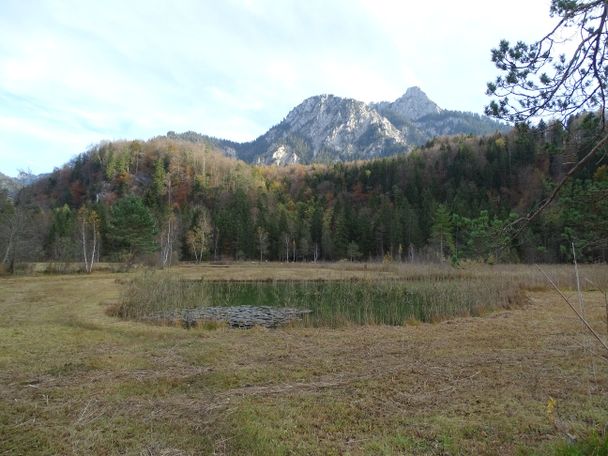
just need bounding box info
[167,87,509,165]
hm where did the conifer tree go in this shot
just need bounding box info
[486,0,608,229]
[107,196,157,263]
[430,204,455,261]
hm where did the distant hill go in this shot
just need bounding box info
[0,172,20,196]
[165,87,510,165]
[0,171,48,197]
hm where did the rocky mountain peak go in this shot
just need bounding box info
[171,86,509,166]
[387,86,442,121]
[284,94,353,127]
[263,94,407,165]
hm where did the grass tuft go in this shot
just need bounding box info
[555,431,608,455]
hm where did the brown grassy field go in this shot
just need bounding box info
[1,262,607,455]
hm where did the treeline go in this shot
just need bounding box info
[1,114,607,270]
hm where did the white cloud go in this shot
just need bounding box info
[0,0,562,175]
[0,115,91,146]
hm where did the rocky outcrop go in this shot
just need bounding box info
[249,94,409,165]
[148,306,312,328]
[165,87,510,166]
[373,86,442,122]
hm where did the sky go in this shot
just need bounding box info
[0,0,556,176]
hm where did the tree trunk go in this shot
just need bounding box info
[2,236,12,265]
[88,220,97,273]
[81,218,89,273]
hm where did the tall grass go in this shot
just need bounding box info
[329,262,608,290]
[115,272,527,327]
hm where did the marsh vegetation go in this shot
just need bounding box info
[113,262,608,328]
[116,275,523,327]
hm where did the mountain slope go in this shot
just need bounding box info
[166,87,509,165]
[237,95,409,165]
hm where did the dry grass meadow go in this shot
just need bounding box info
[1,262,607,455]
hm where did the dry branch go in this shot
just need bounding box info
[509,130,608,237]
[536,264,608,360]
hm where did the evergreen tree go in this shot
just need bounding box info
[486,0,608,230]
[107,195,157,263]
[346,241,362,261]
[48,204,77,261]
[430,204,455,262]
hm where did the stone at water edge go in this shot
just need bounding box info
[146,306,312,328]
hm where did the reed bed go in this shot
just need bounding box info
[115,271,529,327]
[114,262,608,327]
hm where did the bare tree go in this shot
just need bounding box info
[0,198,42,272]
[1,203,23,269]
[256,226,269,262]
[159,212,178,268]
[186,210,212,263]
[77,207,100,273]
[281,232,291,263]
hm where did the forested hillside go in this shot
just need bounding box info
[1,113,607,268]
